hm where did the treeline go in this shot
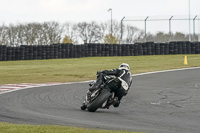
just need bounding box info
[0,21,198,46]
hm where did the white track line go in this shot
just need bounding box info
[0,67,199,95]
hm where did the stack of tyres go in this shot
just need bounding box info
[84,44,88,57]
[121,44,125,56]
[41,45,46,59]
[155,43,160,55]
[76,45,82,58]
[129,44,134,56]
[65,44,70,58]
[58,44,62,58]
[113,44,118,56]
[164,43,169,55]
[72,44,76,58]
[15,47,20,60]
[186,41,191,54]
[122,44,126,56]
[109,44,114,56]
[177,42,183,54]
[105,44,110,56]
[133,44,139,56]
[174,42,178,54]
[24,46,28,60]
[116,44,122,56]
[6,47,11,61]
[195,42,200,54]
[138,43,143,55]
[37,45,42,60]
[92,44,98,57]
[87,44,93,57]
[81,44,85,57]
[100,44,103,56]
[160,43,165,55]
[28,46,34,60]
[12,47,16,60]
[169,42,175,54]
[151,43,155,55]
[146,42,152,55]
[2,45,7,61]
[191,42,196,54]
[182,42,187,54]
[96,44,101,56]
[125,44,130,56]
[33,45,38,60]
[0,45,2,61]
[54,44,59,59]
[61,44,66,58]
[49,45,55,59]
[7,47,13,61]
[46,45,51,59]
[142,43,147,55]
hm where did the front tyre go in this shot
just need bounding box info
[87,89,111,112]
[80,104,87,110]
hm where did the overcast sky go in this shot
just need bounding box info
[0,0,200,34]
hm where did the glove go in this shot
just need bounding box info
[97,70,105,75]
[97,71,101,75]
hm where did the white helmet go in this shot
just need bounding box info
[119,63,130,70]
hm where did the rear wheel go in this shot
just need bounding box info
[87,89,111,112]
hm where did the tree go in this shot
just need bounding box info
[172,32,188,41]
[104,34,119,44]
[124,25,143,43]
[154,32,170,42]
[62,35,72,43]
[75,21,103,43]
[62,23,78,44]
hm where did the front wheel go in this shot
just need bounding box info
[87,89,111,112]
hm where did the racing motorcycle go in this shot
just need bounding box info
[81,75,121,112]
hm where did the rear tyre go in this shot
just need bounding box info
[87,89,111,112]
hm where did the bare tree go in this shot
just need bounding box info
[0,24,9,46]
[62,22,79,44]
[41,22,63,45]
[75,21,103,43]
[125,25,140,43]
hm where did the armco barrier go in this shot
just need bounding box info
[0,42,200,61]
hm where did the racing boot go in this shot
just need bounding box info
[103,97,119,109]
[113,97,120,108]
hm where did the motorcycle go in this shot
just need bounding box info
[81,75,120,112]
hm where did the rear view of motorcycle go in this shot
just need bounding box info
[81,76,120,112]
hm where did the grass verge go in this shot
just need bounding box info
[0,123,141,133]
[0,54,199,85]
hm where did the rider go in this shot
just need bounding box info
[86,63,132,108]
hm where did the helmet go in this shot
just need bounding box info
[119,63,130,70]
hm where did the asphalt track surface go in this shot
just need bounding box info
[0,68,200,133]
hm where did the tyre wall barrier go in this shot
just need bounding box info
[0,42,200,61]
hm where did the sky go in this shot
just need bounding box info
[0,0,200,34]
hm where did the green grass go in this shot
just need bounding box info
[0,123,141,133]
[0,55,200,85]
